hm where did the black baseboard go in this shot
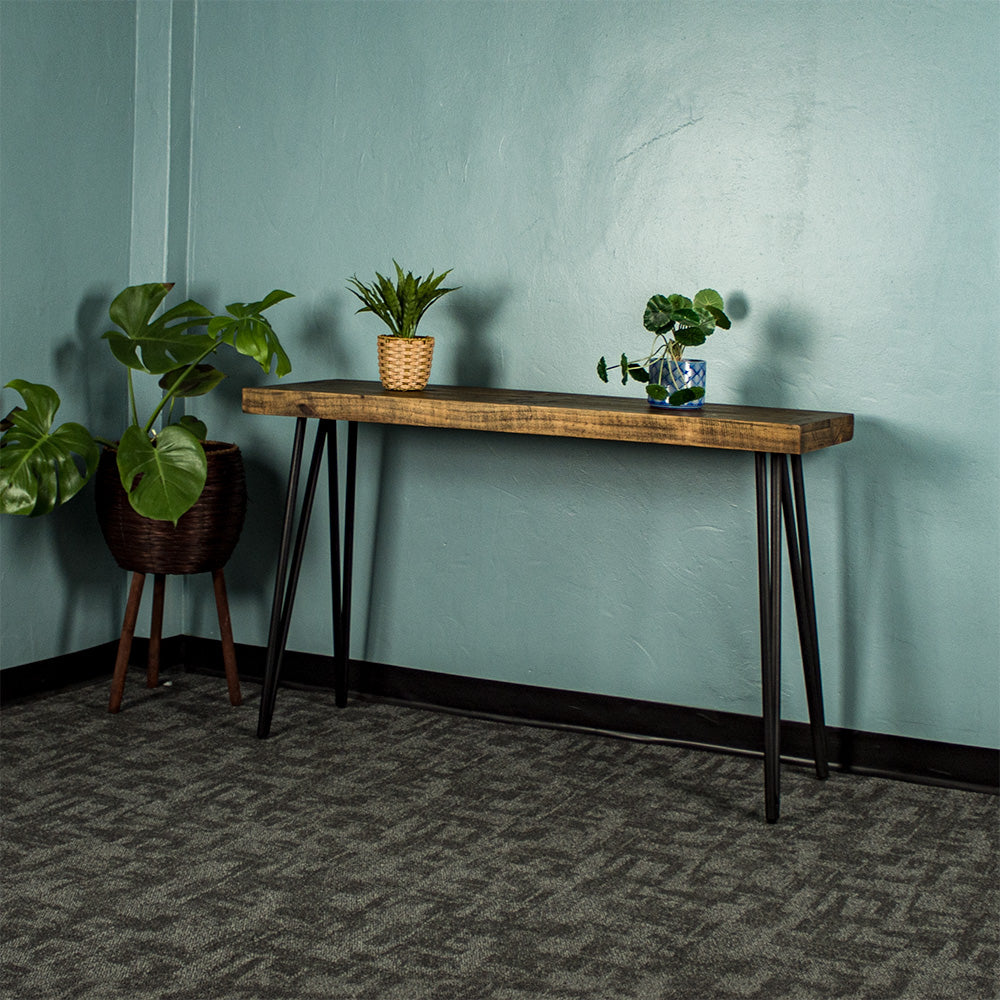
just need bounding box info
[0,640,121,704]
[4,635,998,795]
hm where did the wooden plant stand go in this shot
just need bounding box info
[108,568,242,713]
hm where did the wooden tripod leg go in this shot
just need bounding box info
[212,569,242,706]
[147,573,166,688]
[109,572,146,713]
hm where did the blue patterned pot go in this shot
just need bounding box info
[647,358,707,409]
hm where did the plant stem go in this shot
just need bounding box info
[141,342,220,436]
[126,369,139,428]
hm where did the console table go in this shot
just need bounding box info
[243,380,854,823]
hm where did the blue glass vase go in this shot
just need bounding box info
[647,358,707,409]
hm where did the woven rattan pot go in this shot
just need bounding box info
[96,442,247,575]
[377,334,434,391]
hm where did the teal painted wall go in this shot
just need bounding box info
[2,1,997,753]
[0,1,137,667]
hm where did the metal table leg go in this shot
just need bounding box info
[755,453,783,823]
[755,451,831,822]
[257,419,359,737]
[257,418,328,737]
[328,421,358,708]
[780,454,829,779]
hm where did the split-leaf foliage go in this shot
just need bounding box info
[1,283,292,524]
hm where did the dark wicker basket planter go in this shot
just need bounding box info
[96,441,247,575]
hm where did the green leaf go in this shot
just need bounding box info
[668,386,706,405]
[704,305,731,329]
[378,272,403,330]
[212,314,292,377]
[158,364,226,398]
[627,365,650,383]
[646,383,669,402]
[103,284,216,375]
[673,327,708,348]
[401,270,419,337]
[0,380,98,516]
[693,289,724,311]
[108,283,173,339]
[117,423,207,525]
[175,415,207,441]
[597,357,609,383]
[643,295,675,333]
[157,298,214,327]
[254,288,295,312]
[349,264,457,338]
[620,353,630,385]
[670,307,703,328]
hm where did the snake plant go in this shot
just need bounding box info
[347,261,458,338]
[598,289,732,405]
[1,282,292,524]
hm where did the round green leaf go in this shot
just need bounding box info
[117,424,207,524]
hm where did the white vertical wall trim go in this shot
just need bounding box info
[185,0,199,291]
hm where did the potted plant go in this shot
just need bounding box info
[1,281,293,711]
[1,281,291,526]
[347,261,458,391]
[598,289,733,408]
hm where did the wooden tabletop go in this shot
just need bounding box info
[243,380,854,455]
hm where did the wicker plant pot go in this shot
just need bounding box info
[377,334,434,391]
[96,441,247,575]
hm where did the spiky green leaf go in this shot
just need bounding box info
[348,264,458,338]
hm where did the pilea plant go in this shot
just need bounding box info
[347,261,458,338]
[0,282,292,524]
[598,288,732,405]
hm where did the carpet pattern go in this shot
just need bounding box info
[1,672,997,1000]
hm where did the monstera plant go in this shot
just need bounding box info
[598,289,732,407]
[1,282,292,525]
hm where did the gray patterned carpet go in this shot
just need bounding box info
[1,671,997,1000]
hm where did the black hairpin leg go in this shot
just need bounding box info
[755,453,783,823]
[328,421,358,708]
[779,454,829,779]
[257,418,329,738]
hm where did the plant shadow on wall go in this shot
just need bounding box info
[445,285,508,387]
[733,301,824,408]
[182,293,347,632]
[355,281,509,658]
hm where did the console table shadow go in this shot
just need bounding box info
[243,379,854,823]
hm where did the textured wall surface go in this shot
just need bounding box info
[0,1,136,667]
[2,1,997,751]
